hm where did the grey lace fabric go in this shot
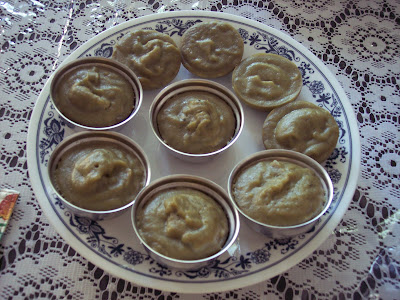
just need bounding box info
[0,1,399,299]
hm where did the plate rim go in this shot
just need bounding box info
[27,10,361,293]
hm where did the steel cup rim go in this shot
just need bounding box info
[131,174,240,266]
[50,57,143,131]
[149,78,244,159]
[228,149,334,232]
[47,131,151,216]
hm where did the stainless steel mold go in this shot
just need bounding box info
[149,79,244,163]
[48,131,151,220]
[228,149,334,239]
[131,174,240,270]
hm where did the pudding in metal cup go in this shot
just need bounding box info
[50,57,143,130]
[149,79,244,163]
[228,149,334,239]
[131,174,240,270]
[48,131,151,220]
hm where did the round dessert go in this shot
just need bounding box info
[51,141,146,211]
[180,21,244,78]
[262,101,339,163]
[231,159,326,227]
[232,53,302,111]
[112,29,181,89]
[136,188,229,260]
[53,64,135,128]
[156,90,236,154]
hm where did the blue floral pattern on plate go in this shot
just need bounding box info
[33,14,354,286]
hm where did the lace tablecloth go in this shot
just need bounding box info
[1,1,399,299]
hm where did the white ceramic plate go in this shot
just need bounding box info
[27,11,360,293]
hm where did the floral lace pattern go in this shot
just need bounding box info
[1,1,398,300]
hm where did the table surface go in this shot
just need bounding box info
[0,1,399,299]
